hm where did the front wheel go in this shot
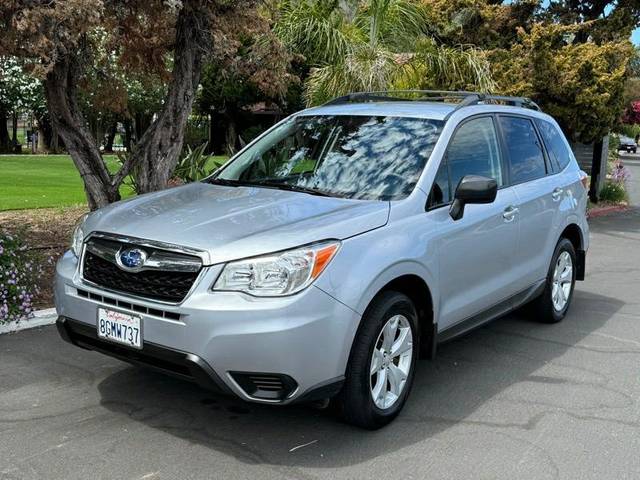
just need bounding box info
[532,238,577,323]
[338,291,419,429]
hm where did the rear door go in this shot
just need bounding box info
[496,115,558,291]
[428,115,520,330]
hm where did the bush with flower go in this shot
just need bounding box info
[610,160,632,185]
[0,231,46,324]
[599,159,631,204]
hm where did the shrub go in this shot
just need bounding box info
[611,161,632,184]
[601,156,631,203]
[616,124,640,140]
[240,125,267,145]
[174,142,211,183]
[183,118,209,150]
[599,181,628,203]
[173,142,226,183]
[608,135,620,163]
[116,152,141,194]
[0,232,45,324]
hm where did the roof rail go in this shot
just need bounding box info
[323,90,541,117]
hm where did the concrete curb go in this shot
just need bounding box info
[587,205,629,219]
[0,308,57,335]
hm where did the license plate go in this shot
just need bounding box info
[97,308,142,349]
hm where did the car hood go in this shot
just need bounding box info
[85,182,390,264]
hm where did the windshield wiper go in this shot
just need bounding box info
[207,178,245,187]
[208,177,334,197]
[250,181,333,197]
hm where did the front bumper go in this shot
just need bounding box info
[54,250,358,404]
[57,316,232,394]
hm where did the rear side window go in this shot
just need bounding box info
[498,116,546,184]
[428,116,503,208]
[535,119,573,172]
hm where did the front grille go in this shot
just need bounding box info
[82,237,202,303]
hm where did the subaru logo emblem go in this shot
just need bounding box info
[116,248,148,272]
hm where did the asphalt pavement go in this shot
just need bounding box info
[619,150,640,205]
[2,172,640,479]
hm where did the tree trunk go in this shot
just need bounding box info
[11,113,18,145]
[225,116,238,155]
[96,118,105,151]
[105,121,117,152]
[208,113,215,153]
[33,111,53,151]
[36,123,48,153]
[0,107,9,153]
[123,118,133,152]
[133,0,211,193]
[134,112,152,143]
[43,51,135,210]
[51,121,59,153]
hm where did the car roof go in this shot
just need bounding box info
[298,101,545,122]
[299,101,456,121]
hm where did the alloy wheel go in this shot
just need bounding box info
[369,314,413,410]
[552,251,573,311]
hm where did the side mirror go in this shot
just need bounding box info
[449,175,498,221]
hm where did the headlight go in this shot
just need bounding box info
[213,241,340,296]
[71,214,89,257]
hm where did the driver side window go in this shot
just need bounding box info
[428,116,503,209]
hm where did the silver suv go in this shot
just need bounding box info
[55,91,589,429]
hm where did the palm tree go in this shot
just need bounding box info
[274,0,495,105]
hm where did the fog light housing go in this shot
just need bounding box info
[230,372,298,401]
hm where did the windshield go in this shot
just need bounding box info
[212,115,443,200]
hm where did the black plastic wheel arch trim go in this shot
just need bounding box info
[292,376,345,404]
[576,249,586,281]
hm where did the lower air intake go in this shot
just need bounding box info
[230,372,298,401]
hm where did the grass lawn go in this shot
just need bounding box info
[0,154,228,211]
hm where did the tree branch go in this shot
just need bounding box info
[131,0,212,193]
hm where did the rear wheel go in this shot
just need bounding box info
[532,238,576,323]
[338,291,418,429]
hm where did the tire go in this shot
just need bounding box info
[338,291,419,429]
[532,238,577,323]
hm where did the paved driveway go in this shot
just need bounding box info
[2,209,640,480]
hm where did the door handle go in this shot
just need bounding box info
[502,205,519,222]
[551,188,563,201]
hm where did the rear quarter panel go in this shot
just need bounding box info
[551,134,590,254]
